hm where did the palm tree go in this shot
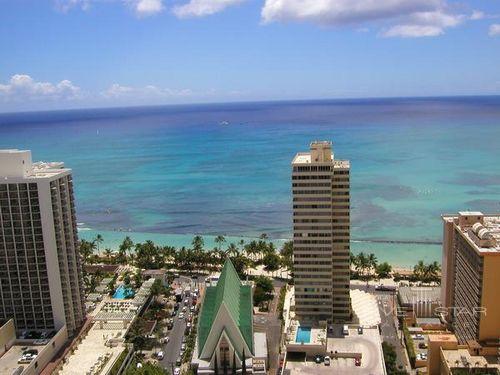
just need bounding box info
[103,248,113,262]
[119,236,134,259]
[215,235,226,251]
[367,253,378,276]
[413,260,426,281]
[192,235,204,252]
[94,234,104,254]
[226,243,238,257]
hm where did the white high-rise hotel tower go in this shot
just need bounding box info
[292,141,351,323]
[0,150,85,336]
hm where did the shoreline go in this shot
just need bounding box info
[78,228,442,270]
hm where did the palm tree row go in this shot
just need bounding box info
[79,234,291,278]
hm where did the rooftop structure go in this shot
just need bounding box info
[441,212,500,344]
[292,141,351,323]
[193,259,266,374]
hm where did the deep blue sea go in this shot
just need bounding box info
[1,97,499,267]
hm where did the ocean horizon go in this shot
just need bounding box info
[2,96,499,267]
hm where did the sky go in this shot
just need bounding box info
[1,0,500,112]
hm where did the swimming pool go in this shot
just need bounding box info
[113,285,135,299]
[295,326,311,343]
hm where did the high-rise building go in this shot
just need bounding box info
[441,211,500,344]
[292,141,351,323]
[0,149,86,336]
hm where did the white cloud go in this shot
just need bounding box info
[470,10,484,20]
[102,83,193,99]
[127,0,164,17]
[54,0,91,13]
[173,0,244,19]
[261,0,441,25]
[382,10,465,38]
[0,74,81,102]
[489,24,500,36]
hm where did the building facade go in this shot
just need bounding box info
[292,141,351,323]
[441,212,500,344]
[0,150,86,336]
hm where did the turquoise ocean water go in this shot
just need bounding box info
[1,97,499,267]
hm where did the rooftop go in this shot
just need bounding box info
[0,343,48,375]
[398,286,441,305]
[444,212,500,254]
[442,348,500,371]
[0,149,69,180]
[197,259,253,356]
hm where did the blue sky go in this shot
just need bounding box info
[1,0,499,112]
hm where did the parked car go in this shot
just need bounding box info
[324,356,331,366]
[176,357,182,366]
[174,368,181,375]
[179,313,184,319]
[161,336,170,344]
[419,342,428,349]
[357,326,363,335]
[314,355,323,363]
[355,358,361,367]
[181,343,186,351]
[156,351,164,360]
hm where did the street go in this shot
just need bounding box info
[375,290,410,372]
[159,275,203,373]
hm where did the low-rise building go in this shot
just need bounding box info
[0,319,67,375]
[427,333,499,375]
[398,286,441,324]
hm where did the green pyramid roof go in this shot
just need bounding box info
[198,259,254,357]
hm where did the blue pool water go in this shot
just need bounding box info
[296,327,311,343]
[113,285,134,299]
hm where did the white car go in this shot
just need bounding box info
[181,343,186,351]
[179,313,185,319]
[156,351,164,360]
[161,336,170,344]
[174,368,181,375]
[324,356,331,366]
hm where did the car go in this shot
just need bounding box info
[171,310,177,317]
[156,351,164,360]
[182,306,187,312]
[342,325,349,335]
[187,322,191,328]
[179,313,185,319]
[180,349,185,357]
[182,336,187,343]
[181,343,186,351]
[184,299,189,304]
[355,358,361,367]
[357,326,363,334]
[314,355,323,364]
[190,305,195,312]
[174,368,181,375]
[324,356,331,366]
[176,357,182,366]
[415,334,424,340]
[161,336,170,344]
[419,342,428,349]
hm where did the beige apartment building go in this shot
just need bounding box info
[292,141,351,323]
[441,212,500,344]
[0,150,86,336]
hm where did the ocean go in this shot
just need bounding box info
[1,97,499,267]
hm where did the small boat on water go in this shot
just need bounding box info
[219,120,230,126]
